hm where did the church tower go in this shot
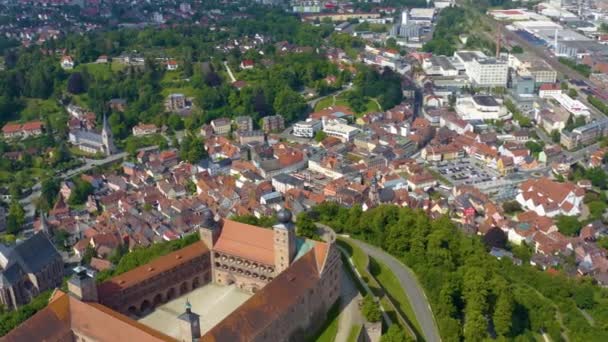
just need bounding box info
[178,300,201,342]
[273,209,296,275]
[101,114,116,156]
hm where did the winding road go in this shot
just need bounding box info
[346,237,442,342]
[317,224,441,342]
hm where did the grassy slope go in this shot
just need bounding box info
[369,256,423,337]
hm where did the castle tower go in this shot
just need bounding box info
[68,267,98,302]
[178,300,201,342]
[273,209,296,274]
[101,114,116,156]
[198,209,220,249]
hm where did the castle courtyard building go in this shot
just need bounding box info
[4,209,341,342]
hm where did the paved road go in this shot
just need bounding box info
[306,83,352,109]
[318,223,441,342]
[346,237,442,342]
[223,61,237,83]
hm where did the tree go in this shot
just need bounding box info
[493,291,514,337]
[68,179,94,206]
[54,230,70,250]
[568,88,578,98]
[502,201,521,214]
[584,167,607,189]
[588,201,607,220]
[381,325,413,342]
[511,45,524,54]
[67,72,86,94]
[51,143,71,166]
[483,227,507,250]
[295,212,318,240]
[204,69,222,87]
[573,285,594,309]
[551,129,560,143]
[6,200,25,234]
[385,37,398,50]
[82,245,96,264]
[314,130,327,142]
[556,215,582,236]
[273,89,307,123]
[361,294,382,322]
[525,141,544,156]
[167,114,185,131]
[179,135,206,163]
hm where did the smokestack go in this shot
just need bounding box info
[496,27,501,58]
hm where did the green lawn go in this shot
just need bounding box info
[160,70,197,98]
[314,93,380,116]
[346,324,362,342]
[75,61,125,80]
[161,86,197,98]
[369,257,422,338]
[337,238,369,279]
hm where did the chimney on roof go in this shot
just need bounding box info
[68,266,98,303]
[178,299,201,342]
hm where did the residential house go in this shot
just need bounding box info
[407,173,436,191]
[166,60,178,71]
[132,123,159,137]
[61,55,74,69]
[211,118,231,136]
[516,178,584,217]
[2,121,44,139]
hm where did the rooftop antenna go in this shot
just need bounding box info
[496,26,501,58]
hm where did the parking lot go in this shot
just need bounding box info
[431,158,501,186]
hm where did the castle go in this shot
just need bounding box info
[3,209,341,342]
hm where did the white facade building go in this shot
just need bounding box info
[547,93,590,117]
[455,51,508,87]
[321,118,360,142]
[455,95,510,121]
[293,119,322,138]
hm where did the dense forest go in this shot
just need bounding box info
[307,203,608,341]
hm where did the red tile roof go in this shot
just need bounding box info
[2,123,21,133]
[213,219,275,265]
[98,241,209,296]
[201,249,322,341]
[2,291,175,342]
